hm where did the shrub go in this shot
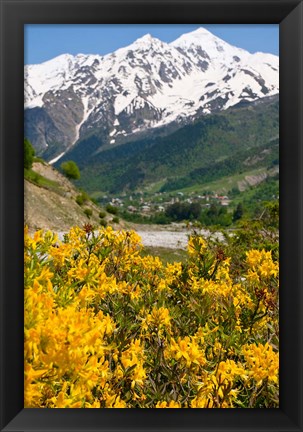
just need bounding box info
[99,211,106,219]
[76,195,85,206]
[24,226,279,408]
[106,204,118,215]
[90,197,99,206]
[60,161,80,180]
[199,204,232,227]
[76,192,89,206]
[33,156,45,164]
[24,138,35,169]
[83,208,93,219]
[112,216,120,224]
[152,213,170,225]
[99,219,107,227]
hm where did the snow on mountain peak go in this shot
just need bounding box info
[116,33,165,54]
[174,26,215,41]
[135,33,154,42]
[27,53,73,68]
[24,27,279,160]
[171,26,221,46]
[170,26,248,62]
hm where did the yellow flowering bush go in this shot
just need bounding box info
[24,226,279,408]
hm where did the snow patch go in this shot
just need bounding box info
[49,152,65,165]
[73,97,94,145]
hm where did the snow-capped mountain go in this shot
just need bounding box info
[24,27,279,162]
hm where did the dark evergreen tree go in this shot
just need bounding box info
[233,203,244,222]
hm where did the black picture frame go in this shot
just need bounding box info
[0,0,302,431]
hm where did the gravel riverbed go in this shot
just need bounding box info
[136,230,190,249]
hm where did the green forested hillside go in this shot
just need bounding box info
[161,139,278,192]
[59,95,278,195]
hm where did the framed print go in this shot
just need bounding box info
[0,0,302,431]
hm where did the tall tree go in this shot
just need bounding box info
[233,203,244,222]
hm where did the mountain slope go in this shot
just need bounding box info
[64,95,278,194]
[24,162,125,232]
[24,27,279,162]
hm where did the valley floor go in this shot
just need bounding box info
[135,225,224,249]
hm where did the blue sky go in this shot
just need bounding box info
[24,24,279,65]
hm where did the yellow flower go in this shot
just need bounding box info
[120,339,146,388]
[259,260,278,278]
[105,393,127,408]
[187,235,207,256]
[156,400,181,408]
[216,359,247,384]
[246,269,260,283]
[146,307,171,329]
[24,226,279,408]
[242,342,279,385]
[167,336,205,368]
[246,250,279,279]
[191,395,213,408]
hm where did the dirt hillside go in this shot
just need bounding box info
[24,162,126,234]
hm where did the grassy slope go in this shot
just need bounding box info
[24,168,61,191]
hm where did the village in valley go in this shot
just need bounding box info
[100,190,231,218]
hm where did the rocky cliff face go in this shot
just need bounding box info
[24,27,279,163]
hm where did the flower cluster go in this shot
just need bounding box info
[24,226,279,408]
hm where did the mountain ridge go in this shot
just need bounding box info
[24,27,279,163]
